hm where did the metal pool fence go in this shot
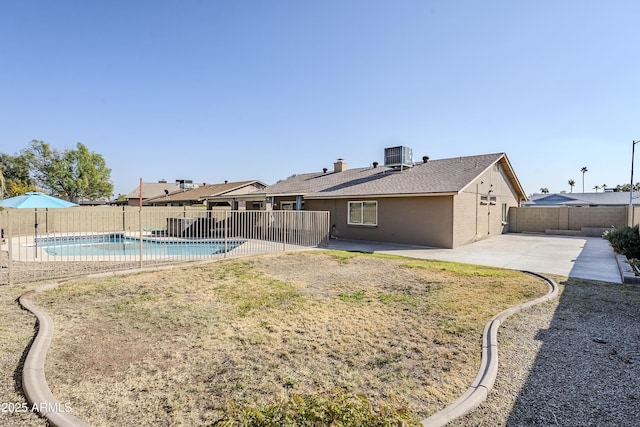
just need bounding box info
[0,207,330,285]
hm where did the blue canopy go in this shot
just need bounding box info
[0,192,78,208]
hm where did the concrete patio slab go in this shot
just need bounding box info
[326,233,622,284]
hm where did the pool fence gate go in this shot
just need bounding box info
[0,207,330,285]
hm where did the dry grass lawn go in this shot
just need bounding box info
[0,281,49,427]
[24,251,548,426]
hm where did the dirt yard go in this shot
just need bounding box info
[16,251,548,426]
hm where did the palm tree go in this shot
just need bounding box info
[568,179,575,193]
[540,187,549,194]
[581,166,588,192]
[602,183,607,192]
[593,185,601,192]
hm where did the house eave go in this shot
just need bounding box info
[266,192,309,198]
[304,192,459,200]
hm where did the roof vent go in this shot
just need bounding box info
[384,146,413,170]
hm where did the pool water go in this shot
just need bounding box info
[38,234,242,257]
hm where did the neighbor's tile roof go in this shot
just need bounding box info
[146,180,265,203]
[265,153,517,198]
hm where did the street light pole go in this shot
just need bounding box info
[631,140,640,205]
[630,140,640,225]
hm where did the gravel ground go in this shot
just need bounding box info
[451,278,640,427]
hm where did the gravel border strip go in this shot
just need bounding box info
[421,271,558,427]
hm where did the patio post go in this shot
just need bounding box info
[283,211,287,251]
[224,210,228,258]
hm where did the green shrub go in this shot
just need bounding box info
[603,225,640,259]
[213,389,421,426]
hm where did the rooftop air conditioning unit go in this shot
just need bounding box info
[384,146,413,169]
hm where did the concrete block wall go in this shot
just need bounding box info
[509,207,562,233]
[509,206,632,234]
[568,207,627,229]
[0,206,207,236]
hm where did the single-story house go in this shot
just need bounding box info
[126,180,184,206]
[209,147,527,248]
[145,180,267,207]
[523,192,640,206]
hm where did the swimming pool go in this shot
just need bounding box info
[38,234,243,257]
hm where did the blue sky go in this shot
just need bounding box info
[1,0,639,197]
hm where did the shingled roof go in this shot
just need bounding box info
[265,153,526,200]
[126,181,182,200]
[144,180,266,204]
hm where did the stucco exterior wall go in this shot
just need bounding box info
[305,196,455,248]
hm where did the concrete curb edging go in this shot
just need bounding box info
[19,284,91,427]
[16,259,223,427]
[421,271,559,427]
[615,253,640,284]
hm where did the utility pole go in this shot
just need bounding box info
[630,140,639,225]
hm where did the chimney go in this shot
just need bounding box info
[334,158,347,173]
[422,156,429,163]
[372,161,379,168]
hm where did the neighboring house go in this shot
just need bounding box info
[126,180,183,206]
[77,198,110,206]
[215,147,527,248]
[523,192,640,206]
[145,180,267,207]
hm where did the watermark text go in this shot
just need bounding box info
[1,401,73,414]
